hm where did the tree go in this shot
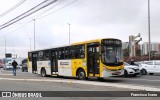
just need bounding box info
[136,49,141,56]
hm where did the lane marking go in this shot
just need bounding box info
[0,77,160,91]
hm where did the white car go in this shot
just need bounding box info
[3,63,13,70]
[139,60,160,75]
[123,62,141,77]
[3,63,21,70]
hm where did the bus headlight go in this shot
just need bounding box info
[103,66,107,71]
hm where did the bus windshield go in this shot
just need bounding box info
[102,46,123,66]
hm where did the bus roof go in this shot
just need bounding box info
[29,38,121,53]
[71,39,101,45]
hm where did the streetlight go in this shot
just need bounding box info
[33,19,36,50]
[148,0,151,60]
[12,45,15,59]
[29,37,31,51]
[67,23,71,44]
[4,36,6,67]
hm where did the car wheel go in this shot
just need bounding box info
[141,69,147,75]
[123,70,128,77]
[77,69,86,80]
[149,73,154,75]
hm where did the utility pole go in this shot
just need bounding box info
[67,23,71,44]
[4,36,6,66]
[13,45,15,59]
[148,0,151,60]
[33,19,36,50]
[29,37,31,51]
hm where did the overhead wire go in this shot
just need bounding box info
[37,0,78,20]
[0,0,27,18]
[16,0,77,28]
[17,0,67,24]
[0,21,32,38]
[1,0,76,55]
[0,0,65,39]
[0,0,78,37]
[0,0,78,46]
[0,0,59,30]
[18,0,78,48]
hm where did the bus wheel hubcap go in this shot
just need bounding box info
[80,72,84,78]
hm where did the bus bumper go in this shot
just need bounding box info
[102,69,124,77]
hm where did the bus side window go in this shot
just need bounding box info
[80,45,85,58]
[69,46,75,59]
[58,48,65,59]
[64,47,70,59]
[61,50,65,59]
[75,46,80,58]
[58,49,62,59]
[94,46,99,60]
[38,51,43,60]
[75,45,85,59]
[44,50,49,60]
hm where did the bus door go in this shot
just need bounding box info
[87,43,100,76]
[32,53,38,73]
[51,50,58,73]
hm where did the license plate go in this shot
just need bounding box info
[112,72,121,75]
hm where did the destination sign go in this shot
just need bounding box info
[102,39,122,45]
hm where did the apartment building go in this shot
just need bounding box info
[123,42,160,56]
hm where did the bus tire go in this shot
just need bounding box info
[41,68,46,77]
[77,69,86,80]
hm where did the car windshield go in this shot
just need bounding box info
[124,62,130,66]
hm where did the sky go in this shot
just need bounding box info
[0,0,160,58]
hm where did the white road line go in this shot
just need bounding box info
[0,77,160,91]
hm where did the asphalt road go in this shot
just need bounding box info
[0,79,159,100]
[0,69,160,100]
[104,75,160,89]
[0,69,160,89]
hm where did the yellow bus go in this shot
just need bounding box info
[28,38,124,80]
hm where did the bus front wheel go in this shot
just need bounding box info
[77,69,86,80]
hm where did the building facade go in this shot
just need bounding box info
[123,42,160,56]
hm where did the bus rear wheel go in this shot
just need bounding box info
[41,68,46,77]
[77,69,86,80]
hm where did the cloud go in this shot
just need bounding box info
[0,0,160,58]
